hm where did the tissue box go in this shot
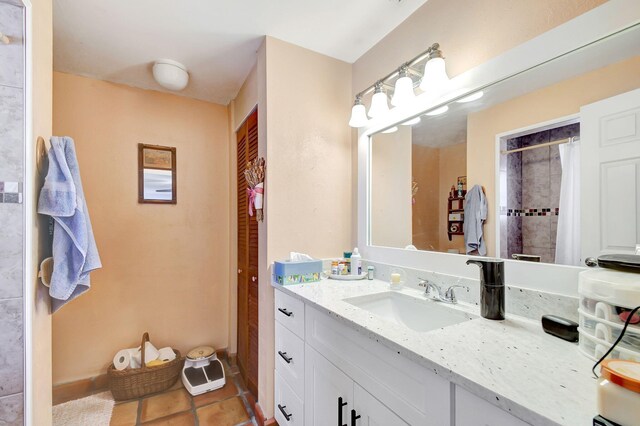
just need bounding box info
[274,259,323,285]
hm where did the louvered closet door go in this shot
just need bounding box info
[237,109,259,398]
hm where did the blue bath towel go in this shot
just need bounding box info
[37,136,101,312]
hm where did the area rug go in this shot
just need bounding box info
[52,391,114,425]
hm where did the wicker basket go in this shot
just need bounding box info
[107,332,184,401]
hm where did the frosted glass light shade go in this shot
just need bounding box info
[457,91,484,103]
[382,126,398,134]
[368,91,390,118]
[419,57,449,93]
[153,59,189,91]
[349,104,368,128]
[391,76,415,107]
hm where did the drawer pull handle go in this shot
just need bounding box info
[338,397,348,426]
[278,351,293,363]
[351,409,361,426]
[278,404,292,421]
[278,307,293,317]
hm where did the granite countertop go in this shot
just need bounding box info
[273,278,596,426]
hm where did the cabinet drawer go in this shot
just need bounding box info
[275,370,304,426]
[455,386,529,426]
[275,289,305,338]
[275,321,305,396]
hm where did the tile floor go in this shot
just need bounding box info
[59,360,257,426]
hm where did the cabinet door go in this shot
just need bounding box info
[305,345,354,426]
[455,386,529,426]
[353,384,408,426]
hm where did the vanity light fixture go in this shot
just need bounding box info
[425,105,449,116]
[457,90,484,103]
[349,96,369,128]
[391,65,415,107]
[368,82,390,118]
[419,44,450,93]
[348,42,448,128]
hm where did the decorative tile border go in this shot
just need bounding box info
[506,207,559,217]
[0,181,23,204]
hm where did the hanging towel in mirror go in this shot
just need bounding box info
[37,136,102,312]
[463,185,487,256]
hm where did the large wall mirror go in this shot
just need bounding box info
[369,23,640,267]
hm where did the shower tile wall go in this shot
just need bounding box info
[0,2,24,425]
[506,124,579,263]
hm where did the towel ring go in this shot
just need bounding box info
[36,136,49,177]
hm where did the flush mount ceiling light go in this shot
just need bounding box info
[348,43,449,128]
[425,105,449,116]
[457,90,484,103]
[152,59,189,91]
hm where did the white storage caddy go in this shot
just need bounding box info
[578,269,640,362]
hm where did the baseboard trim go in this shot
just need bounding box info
[254,401,278,426]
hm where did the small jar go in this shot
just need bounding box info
[367,266,374,280]
[597,359,640,426]
[331,261,339,276]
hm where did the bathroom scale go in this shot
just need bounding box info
[181,345,226,396]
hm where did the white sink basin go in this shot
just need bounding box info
[344,291,477,333]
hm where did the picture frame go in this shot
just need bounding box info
[138,144,177,204]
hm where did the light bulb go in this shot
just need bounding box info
[401,117,421,126]
[349,102,368,128]
[457,91,484,103]
[382,126,398,134]
[368,90,390,118]
[419,56,450,94]
[391,75,415,107]
[425,105,449,116]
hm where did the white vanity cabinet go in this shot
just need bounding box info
[274,287,533,426]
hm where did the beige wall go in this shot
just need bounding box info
[51,72,230,384]
[352,0,606,94]
[259,36,352,417]
[371,127,413,248]
[31,0,54,423]
[411,145,439,250]
[437,143,466,253]
[468,56,640,257]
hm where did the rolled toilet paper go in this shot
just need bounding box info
[141,341,159,364]
[158,347,176,362]
[113,348,139,371]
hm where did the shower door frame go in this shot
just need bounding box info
[21,0,34,424]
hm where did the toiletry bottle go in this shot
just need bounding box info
[331,261,339,276]
[351,248,362,275]
[466,259,505,320]
[343,252,352,274]
[367,266,374,280]
[457,181,463,197]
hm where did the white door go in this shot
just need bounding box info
[353,384,408,426]
[305,345,354,426]
[581,88,640,261]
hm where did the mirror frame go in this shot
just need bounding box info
[357,1,640,296]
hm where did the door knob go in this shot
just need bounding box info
[238,269,242,274]
[252,276,257,282]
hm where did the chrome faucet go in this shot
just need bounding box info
[418,278,469,304]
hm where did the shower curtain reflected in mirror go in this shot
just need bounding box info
[555,140,581,266]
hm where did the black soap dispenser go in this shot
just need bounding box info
[466,259,505,320]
